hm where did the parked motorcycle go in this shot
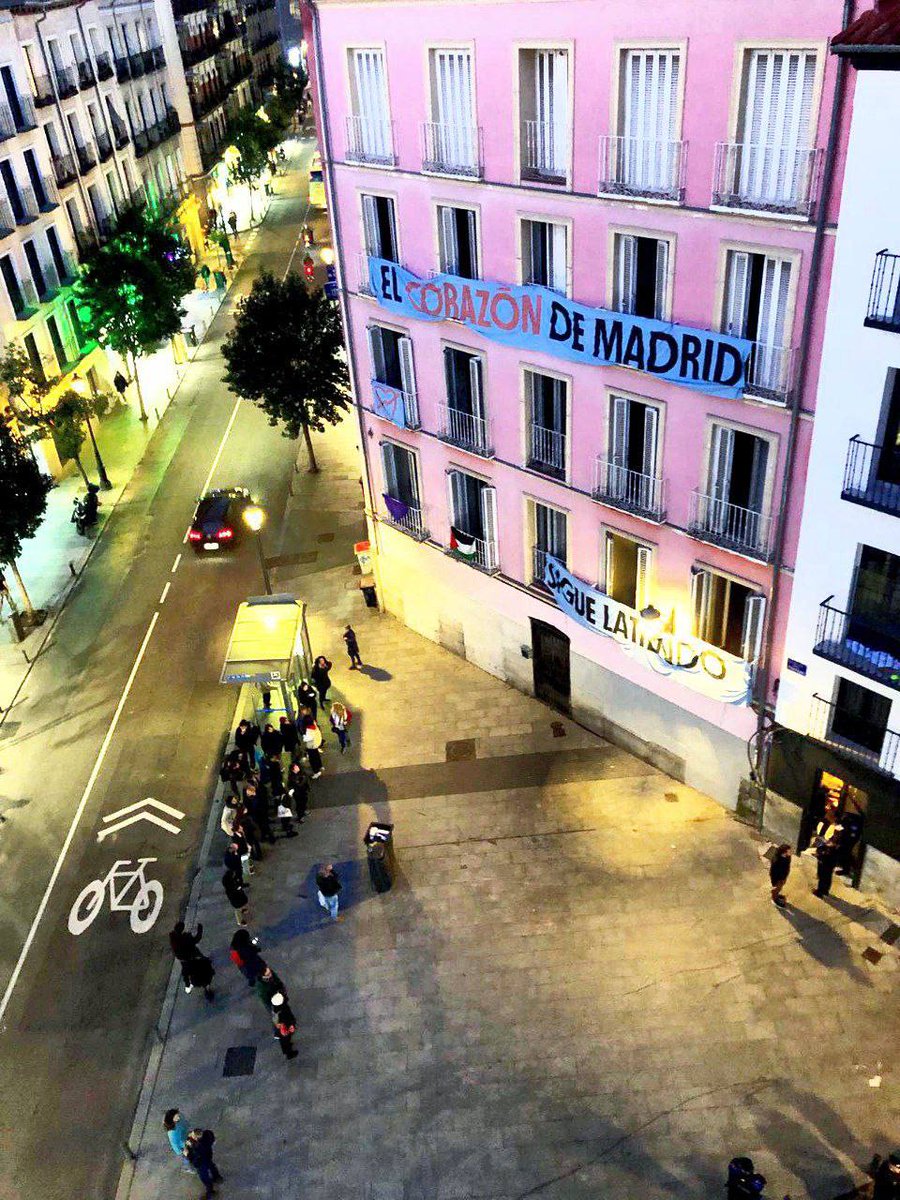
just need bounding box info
[72,485,100,536]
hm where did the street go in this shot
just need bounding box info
[0,139,320,1200]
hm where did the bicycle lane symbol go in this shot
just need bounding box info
[67,858,165,936]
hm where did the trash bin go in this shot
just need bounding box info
[360,576,378,608]
[354,540,373,574]
[364,822,395,892]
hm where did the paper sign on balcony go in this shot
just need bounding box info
[372,380,407,428]
[369,258,753,399]
[543,557,752,705]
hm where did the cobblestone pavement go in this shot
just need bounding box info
[122,414,898,1200]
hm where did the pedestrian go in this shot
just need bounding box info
[316,862,342,920]
[183,1128,222,1198]
[113,370,129,399]
[279,714,299,758]
[234,718,260,756]
[164,1107,191,1157]
[343,624,363,669]
[244,780,274,845]
[222,867,249,925]
[270,992,298,1059]
[769,843,792,908]
[329,701,352,754]
[182,951,216,1001]
[296,679,318,721]
[227,211,238,236]
[311,655,333,708]
[260,722,283,759]
[874,1152,900,1200]
[303,718,324,779]
[814,828,842,898]
[235,807,262,862]
[263,752,283,797]
[276,799,297,838]
[229,928,264,986]
[285,761,309,822]
[219,748,248,788]
[168,919,204,965]
[223,839,247,883]
[220,795,239,837]
[255,963,286,1008]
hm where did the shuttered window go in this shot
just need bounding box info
[620,49,680,190]
[738,50,816,206]
[350,48,391,159]
[430,48,476,170]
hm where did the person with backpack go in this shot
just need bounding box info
[183,1128,223,1197]
[329,701,352,754]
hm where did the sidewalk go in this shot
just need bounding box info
[122,411,898,1200]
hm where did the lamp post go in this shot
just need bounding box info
[243,504,272,595]
[72,376,112,490]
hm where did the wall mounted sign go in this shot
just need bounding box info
[372,380,407,428]
[543,557,752,705]
[369,258,752,399]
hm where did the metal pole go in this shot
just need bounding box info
[255,530,272,595]
[84,416,112,489]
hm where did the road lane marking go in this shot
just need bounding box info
[158,581,171,606]
[198,395,242,500]
[0,612,160,1025]
[97,797,184,842]
[283,197,311,281]
[171,553,181,573]
[68,858,163,937]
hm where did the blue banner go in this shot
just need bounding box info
[369,258,752,399]
[371,380,407,428]
[543,557,752,705]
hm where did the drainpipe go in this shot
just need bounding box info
[754,0,855,785]
[307,0,382,570]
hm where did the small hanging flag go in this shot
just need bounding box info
[450,526,477,557]
[383,493,409,521]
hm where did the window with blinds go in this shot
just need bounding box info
[437,205,478,278]
[618,49,681,192]
[521,219,567,294]
[519,48,568,182]
[612,233,669,320]
[736,49,817,208]
[426,48,477,173]
[348,48,391,161]
[723,249,792,399]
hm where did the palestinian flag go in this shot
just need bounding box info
[450,526,477,557]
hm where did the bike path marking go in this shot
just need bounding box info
[97,798,185,843]
[67,858,164,937]
[0,611,159,1026]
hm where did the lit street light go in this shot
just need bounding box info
[243,503,272,595]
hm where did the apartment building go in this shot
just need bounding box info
[308,0,851,808]
[771,4,900,904]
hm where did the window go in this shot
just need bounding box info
[525,369,567,478]
[24,239,48,299]
[605,531,652,610]
[106,170,123,213]
[381,442,424,536]
[347,48,392,162]
[46,312,68,370]
[441,346,488,453]
[22,148,47,209]
[723,249,792,399]
[447,469,498,569]
[23,331,45,381]
[617,48,681,195]
[44,121,62,159]
[692,568,765,661]
[697,423,770,556]
[437,205,477,278]
[361,194,397,262]
[848,546,900,665]
[0,159,23,220]
[830,678,892,757]
[367,324,418,426]
[532,500,567,583]
[426,48,478,175]
[602,394,662,517]
[519,48,568,183]
[612,232,668,319]
[0,253,28,315]
[521,218,567,293]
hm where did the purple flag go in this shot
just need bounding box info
[383,493,410,521]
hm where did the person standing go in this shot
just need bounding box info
[303,718,324,779]
[270,992,298,1059]
[285,761,309,822]
[234,719,260,757]
[244,781,273,845]
[276,799,297,838]
[769,844,792,908]
[343,624,363,669]
[222,867,249,925]
[279,715,299,759]
[260,722,284,759]
[296,680,318,722]
[164,1108,191,1157]
[255,963,287,1008]
[329,702,352,754]
[311,656,333,709]
[316,863,342,920]
[229,929,265,987]
[814,829,842,898]
[183,1128,222,1198]
[182,952,215,1001]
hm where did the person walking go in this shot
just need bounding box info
[255,963,287,1008]
[296,680,318,722]
[769,844,792,908]
[814,830,842,898]
[279,714,299,759]
[329,701,352,754]
[168,920,204,966]
[270,992,298,1059]
[343,624,363,669]
[874,1151,900,1200]
[164,1108,191,1157]
[183,1128,223,1198]
[285,761,309,822]
[182,952,216,1001]
[260,722,284,759]
[229,929,264,987]
[222,867,249,925]
[302,716,324,778]
[316,863,342,921]
[311,656,333,709]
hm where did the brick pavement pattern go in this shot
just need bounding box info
[124,419,898,1200]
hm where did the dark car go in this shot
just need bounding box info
[188,487,252,552]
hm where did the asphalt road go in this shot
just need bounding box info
[0,138,322,1200]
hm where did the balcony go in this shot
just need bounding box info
[74,141,97,175]
[153,109,182,146]
[32,74,55,108]
[115,57,131,83]
[0,96,36,139]
[0,195,15,237]
[422,121,483,178]
[11,275,39,318]
[437,403,492,457]
[33,176,59,212]
[174,0,212,16]
[688,490,772,561]
[54,249,77,284]
[520,120,567,185]
[526,423,566,479]
[110,117,130,149]
[712,141,823,218]
[53,152,78,188]
[53,65,78,99]
[382,497,428,540]
[11,185,38,225]
[809,693,900,776]
[449,531,498,572]
[73,226,99,258]
[345,115,396,167]
[842,436,900,516]
[814,597,900,692]
[598,135,686,202]
[744,340,795,404]
[0,102,18,142]
[143,46,165,73]
[371,378,419,428]
[96,213,116,243]
[76,58,95,90]
[95,51,113,82]
[36,258,62,301]
[593,458,667,523]
[865,250,900,332]
[182,37,218,68]
[96,131,113,162]
[133,129,151,157]
[532,546,561,588]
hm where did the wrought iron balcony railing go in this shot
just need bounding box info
[809,693,900,776]
[526,423,566,478]
[593,457,667,523]
[521,120,567,183]
[381,497,428,540]
[598,134,686,201]
[437,403,492,457]
[345,115,396,166]
[712,141,823,218]
[814,596,900,692]
[865,250,900,332]
[688,489,772,561]
[842,435,900,515]
[422,121,483,178]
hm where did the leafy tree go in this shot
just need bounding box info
[74,204,194,421]
[266,61,306,133]
[0,416,53,620]
[225,108,281,208]
[222,272,349,472]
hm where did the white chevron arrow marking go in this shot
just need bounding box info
[97,798,185,842]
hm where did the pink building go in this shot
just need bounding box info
[306,0,849,806]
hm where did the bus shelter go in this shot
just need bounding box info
[220,594,312,718]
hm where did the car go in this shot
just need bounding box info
[308,152,326,209]
[187,487,252,552]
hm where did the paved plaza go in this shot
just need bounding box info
[120,414,898,1200]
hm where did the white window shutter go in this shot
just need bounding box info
[615,234,637,314]
[653,240,669,320]
[724,251,751,337]
[465,209,478,277]
[691,569,711,640]
[610,395,630,466]
[408,450,422,507]
[551,50,568,175]
[641,404,658,479]
[740,593,766,662]
[438,206,458,274]
[361,194,379,256]
[469,355,484,423]
[604,532,615,594]
[709,424,735,502]
[480,485,498,569]
[550,223,567,293]
[381,442,398,498]
[447,469,462,529]
[636,545,652,611]
[367,326,385,382]
[398,336,417,425]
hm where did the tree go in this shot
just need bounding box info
[222,272,349,472]
[74,204,194,421]
[225,108,282,215]
[266,61,306,133]
[0,417,53,623]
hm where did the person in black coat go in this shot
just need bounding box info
[234,719,260,756]
[260,722,284,759]
[874,1152,900,1200]
[279,715,299,758]
[183,1129,222,1198]
[285,762,309,822]
[343,624,363,668]
[311,656,333,709]
[168,920,204,963]
[814,829,842,898]
[296,680,318,722]
[244,781,273,845]
[229,929,264,986]
[222,868,249,925]
[270,993,298,1059]
[769,844,792,907]
[222,840,246,884]
[182,952,215,1001]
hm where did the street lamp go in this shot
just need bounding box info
[243,504,272,595]
[320,247,335,267]
[72,376,112,490]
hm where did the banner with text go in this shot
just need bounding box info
[543,557,753,705]
[369,258,752,399]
